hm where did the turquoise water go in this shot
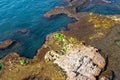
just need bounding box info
[0,0,120,58]
[0,0,73,58]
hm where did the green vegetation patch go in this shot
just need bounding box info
[0,63,4,70]
[20,59,28,65]
[54,33,64,42]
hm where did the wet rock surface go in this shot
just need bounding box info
[0,40,16,50]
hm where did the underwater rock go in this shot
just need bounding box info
[17,29,30,34]
[0,40,16,50]
[53,45,105,80]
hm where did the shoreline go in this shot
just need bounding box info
[0,0,120,79]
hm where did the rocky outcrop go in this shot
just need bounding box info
[44,7,78,20]
[43,32,106,80]
[44,0,120,79]
[0,40,16,50]
[45,50,61,62]
[53,45,105,80]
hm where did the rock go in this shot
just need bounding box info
[23,75,51,80]
[44,50,61,62]
[3,52,20,62]
[17,29,30,34]
[99,70,114,80]
[54,45,105,80]
[0,40,16,50]
[99,77,110,80]
[34,47,50,61]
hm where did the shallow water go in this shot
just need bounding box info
[0,0,73,58]
[0,0,120,58]
[77,3,120,15]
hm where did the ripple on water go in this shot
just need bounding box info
[0,0,120,58]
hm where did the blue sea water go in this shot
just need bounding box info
[77,1,120,14]
[0,0,120,58]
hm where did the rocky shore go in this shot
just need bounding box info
[44,33,105,80]
[0,0,120,80]
[44,1,120,79]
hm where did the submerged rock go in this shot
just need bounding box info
[17,29,30,34]
[0,40,16,50]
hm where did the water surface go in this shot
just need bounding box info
[0,0,120,58]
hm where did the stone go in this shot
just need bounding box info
[0,40,16,50]
[99,77,110,80]
[45,50,61,62]
[17,29,30,34]
[99,70,114,80]
[54,45,105,80]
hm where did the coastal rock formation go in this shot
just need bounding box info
[0,52,66,80]
[44,1,120,79]
[45,5,117,44]
[0,0,120,79]
[45,50,61,62]
[44,32,105,80]
[44,12,120,79]
[44,7,77,20]
[0,40,16,50]
[54,45,105,80]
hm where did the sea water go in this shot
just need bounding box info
[0,0,120,58]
